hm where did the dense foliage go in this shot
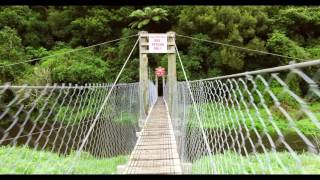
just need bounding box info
[0,6,319,84]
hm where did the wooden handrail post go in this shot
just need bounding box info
[139,31,149,128]
[167,31,177,115]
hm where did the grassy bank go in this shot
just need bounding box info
[0,146,128,174]
[192,151,320,174]
[187,102,320,136]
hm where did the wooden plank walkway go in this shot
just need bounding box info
[123,97,182,174]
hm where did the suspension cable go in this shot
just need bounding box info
[0,34,138,67]
[174,40,218,174]
[67,37,139,173]
[191,58,320,82]
[176,33,308,61]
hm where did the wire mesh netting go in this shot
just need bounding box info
[149,80,158,112]
[168,61,320,174]
[0,82,147,174]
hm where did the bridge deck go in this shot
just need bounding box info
[123,97,182,174]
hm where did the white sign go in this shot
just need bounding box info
[148,33,167,53]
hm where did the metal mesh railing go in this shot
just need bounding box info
[169,60,320,174]
[148,80,158,112]
[0,82,141,174]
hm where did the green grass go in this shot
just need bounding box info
[54,106,98,124]
[0,146,128,174]
[192,151,320,174]
[41,105,138,125]
[187,102,320,136]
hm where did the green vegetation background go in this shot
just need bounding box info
[0,6,320,84]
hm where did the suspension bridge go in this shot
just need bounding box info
[0,31,320,174]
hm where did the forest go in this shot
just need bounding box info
[0,6,320,85]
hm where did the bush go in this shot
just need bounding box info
[40,48,110,85]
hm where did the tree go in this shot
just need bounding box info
[0,26,29,82]
[273,7,320,45]
[102,28,139,83]
[0,5,319,85]
[37,47,110,85]
[266,31,310,64]
[0,6,50,47]
[129,7,168,32]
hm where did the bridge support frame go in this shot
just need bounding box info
[138,31,177,126]
[167,31,177,116]
[139,31,149,129]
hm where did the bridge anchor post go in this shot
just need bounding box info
[167,31,177,116]
[139,31,149,129]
